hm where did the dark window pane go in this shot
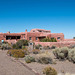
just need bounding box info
[29,37,31,40]
[57,37,60,39]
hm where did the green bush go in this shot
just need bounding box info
[36,53,53,64]
[68,48,75,63]
[51,38,57,42]
[43,66,57,75]
[12,40,29,49]
[25,55,35,63]
[53,47,69,60]
[7,49,25,58]
[40,37,57,42]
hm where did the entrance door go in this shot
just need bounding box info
[28,43,33,51]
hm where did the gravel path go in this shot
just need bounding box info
[0,50,35,75]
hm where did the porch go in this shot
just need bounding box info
[6,36,21,40]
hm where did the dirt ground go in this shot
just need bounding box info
[19,50,75,75]
[1,49,75,75]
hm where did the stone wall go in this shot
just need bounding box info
[35,41,75,47]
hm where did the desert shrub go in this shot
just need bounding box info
[17,40,28,46]
[12,44,16,49]
[40,37,57,42]
[53,48,60,59]
[73,37,75,39]
[22,49,29,55]
[43,66,57,75]
[13,51,25,58]
[53,47,69,60]
[0,42,2,49]
[3,41,8,44]
[38,56,53,64]
[35,44,42,49]
[51,45,56,49]
[0,42,2,45]
[12,40,29,49]
[1,43,12,50]
[7,49,25,58]
[22,46,26,49]
[25,55,35,63]
[68,48,75,63]
[68,44,75,49]
[36,52,53,64]
[32,49,40,54]
[53,47,75,63]
[47,46,50,49]
[43,46,50,50]
[61,47,69,57]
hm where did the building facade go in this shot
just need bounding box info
[0,29,64,44]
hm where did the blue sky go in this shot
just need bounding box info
[0,0,75,39]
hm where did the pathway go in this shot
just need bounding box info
[0,50,35,75]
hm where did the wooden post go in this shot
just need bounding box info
[10,37,11,40]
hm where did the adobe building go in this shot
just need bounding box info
[0,29,64,44]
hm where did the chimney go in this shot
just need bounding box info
[25,29,27,32]
[7,31,10,33]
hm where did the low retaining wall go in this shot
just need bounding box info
[35,41,75,47]
[64,39,75,41]
[5,40,17,44]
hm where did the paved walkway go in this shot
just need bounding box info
[0,50,35,75]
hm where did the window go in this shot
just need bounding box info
[21,37,23,39]
[33,30,35,32]
[57,37,60,39]
[30,43,32,45]
[8,37,10,39]
[36,37,38,40]
[29,37,32,40]
[17,36,20,39]
[38,30,42,32]
[24,36,25,39]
